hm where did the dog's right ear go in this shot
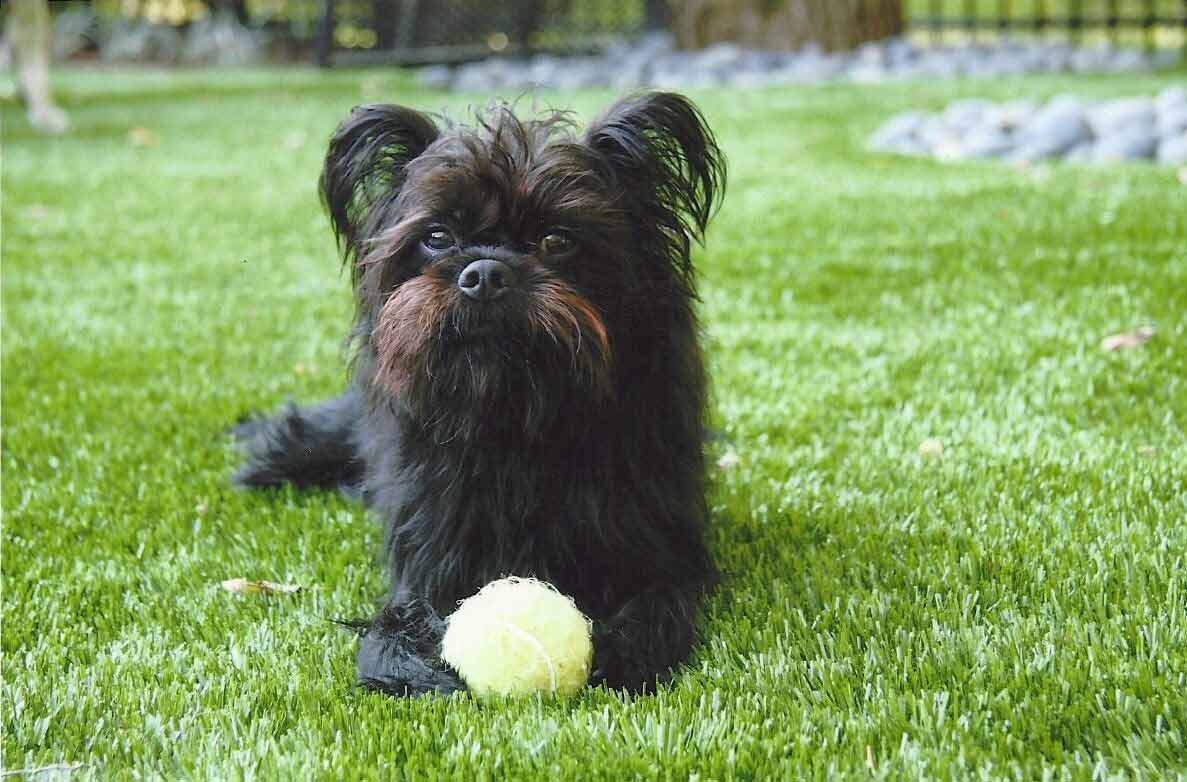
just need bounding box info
[319,104,439,263]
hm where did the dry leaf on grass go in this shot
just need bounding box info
[280,130,306,151]
[127,127,160,148]
[1027,164,1053,183]
[221,578,301,596]
[360,75,386,101]
[918,438,944,457]
[23,204,51,221]
[1100,326,1154,352]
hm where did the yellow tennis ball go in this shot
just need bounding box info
[440,577,593,698]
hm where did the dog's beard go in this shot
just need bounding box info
[371,269,613,441]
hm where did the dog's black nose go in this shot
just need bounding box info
[458,259,513,301]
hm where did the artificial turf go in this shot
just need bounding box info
[2,66,1185,781]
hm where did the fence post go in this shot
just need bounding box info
[644,0,670,30]
[1141,0,1154,52]
[1106,0,1119,46]
[998,0,1010,42]
[394,0,421,52]
[512,0,542,55]
[373,0,397,50]
[314,0,335,67]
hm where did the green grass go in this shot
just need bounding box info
[3,66,1186,780]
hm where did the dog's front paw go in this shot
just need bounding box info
[356,628,465,697]
[355,601,465,697]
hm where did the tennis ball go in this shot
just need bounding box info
[440,576,593,698]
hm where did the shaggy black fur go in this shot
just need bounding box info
[234,92,726,696]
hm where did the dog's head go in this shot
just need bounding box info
[320,93,724,438]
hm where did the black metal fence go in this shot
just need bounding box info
[312,0,664,66]
[311,0,1187,65]
[911,0,1187,50]
[61,0,1187,64]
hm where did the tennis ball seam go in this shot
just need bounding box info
[493,619,558,693]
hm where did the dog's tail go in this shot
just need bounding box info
[231,388,365,492]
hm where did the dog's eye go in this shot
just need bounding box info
[538,233,575,256]
[422,229,455,252]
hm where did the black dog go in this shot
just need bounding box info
[234,92,726,696]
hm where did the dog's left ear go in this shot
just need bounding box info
[584,92,726,269]
[319,104,440,264]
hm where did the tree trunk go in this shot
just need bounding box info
[670,0,904,52]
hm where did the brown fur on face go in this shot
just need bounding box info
[528,277,613,397]
[371,271,455,400]
[350,106,636,433]
[370,256,614,421]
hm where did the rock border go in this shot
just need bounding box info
[868,87,1187,165]
[418,33,1179,92]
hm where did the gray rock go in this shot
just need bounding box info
[612,63,649,89]
[181,13,261,66]
[749,50,794,72]
[878,135,931,157]
[1157,134,1187,165]
[453,59,509,92]
[942,99,994,132]
[1064,142,1096,163]
[1156,85,1187,112]
[1047,93,1087,113]
[1088,97,1156,137]
[1152,50,1183,69]
[916,51,962,79]
[917,115,960,150]
[53,7,98,60]
[694,42,745,77]
[1092,128,1159,162]
[883,37,916,68]
[848,64,889,84]
[1036,44,1073,72]
[604,31,672,64]
[773,51,846,83]
[855,40,888,67]
[1014,101,1092,159]
[424,35,1168,93]
[728,71,774,88]
[1070,45,1115,73]
[959,126,1015,159]
[984,99,1038,132]
[525,55,559,86]
[1106,48,1149,73]
[551,57,607,90]
[101,20,182,64]
[867,111,929,151]
[1157,105,1187,138]
[417,65,454,90]
[967,53,1030,78]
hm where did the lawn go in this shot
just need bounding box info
[3,66,1185,780]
